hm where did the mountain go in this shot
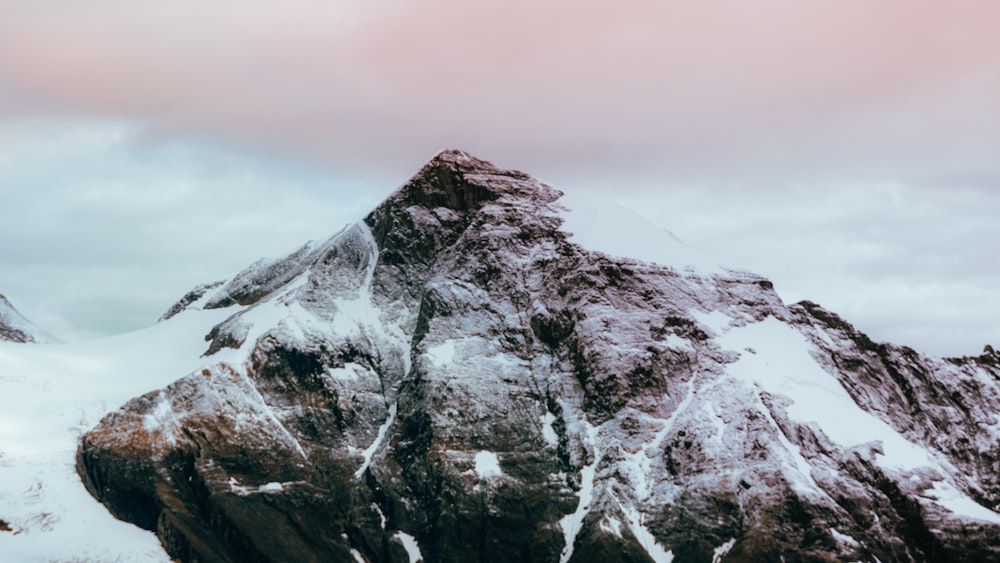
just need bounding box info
[68,150,1000,562]
[0,293,54,344]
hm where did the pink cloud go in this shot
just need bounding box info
[1,1,998,179]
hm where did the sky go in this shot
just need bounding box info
[0,0,998,356]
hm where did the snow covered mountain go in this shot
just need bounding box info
[5,150,999,562]
[0,293,54,344]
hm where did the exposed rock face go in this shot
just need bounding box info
[0,293,52,343]
[78,150,1000,562]
[160,281,225,321]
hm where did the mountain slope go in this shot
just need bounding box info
[77,150,1000,562]
[0,306,236,561]
[0,294,55,344]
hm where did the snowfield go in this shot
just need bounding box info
[0,306,234,561]
[557,191,724,273]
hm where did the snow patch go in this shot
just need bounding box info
[355,402,397,479]
[141,394,179,444]
[559,423,600,563]
[393,531,424,563]
[622,503,673,563]
[712,538,736,562]
[598,516,623,538]
[924,481,1000,523]
[620,377,698,501]
[717,317,936,472]
[690,309,731,336]
[328,362,366,381]
[427,339,459,366]
[258,482,284,493]
[227,477,256,496]
[556,191,721,272]
[373,503,387,529]
[752,389,823,496]
[828,528,860,548]
[541,411,559,447]
[702,401,726,445]
[474,451,502,479]
[664,333,691,350]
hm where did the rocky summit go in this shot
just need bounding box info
[77,150,1000,562]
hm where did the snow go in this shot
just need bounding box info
[258,482,284,493]
[541,411,559,447]
[373,503,387,529]
[326,223,381,335]
[227,477,256,496]
[751,388,823,496]
[559,422,600,563]
[0,305,235,561]
[712,538,736,562]
[598,516,623,538]
[141,394,180,444]
[622,503,673,563]
[432,206,459,222]
[664,333,691,350]
[702,401,726,445]
[328,362,367,381]
[208,291,294,368]
[0,295,57,344]
[355,402,397,479]
[474,451,502,479]
[426,338,459,365]
[556,191,722,272]
[216,364,310,460]
[828,528,860,548]
[690,309,732,336]
[717,317,936,472]
[618,376,698,502]
[393,531,424,563]
[924,481,1000,524]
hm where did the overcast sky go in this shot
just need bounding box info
[1,0,998,356]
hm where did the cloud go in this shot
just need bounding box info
[1,1,999,181]
[0,119,387,339]
[0,2,998,356]
[617,179,1000,356]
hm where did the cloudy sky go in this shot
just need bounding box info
[1,0,998,356]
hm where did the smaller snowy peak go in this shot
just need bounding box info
[162,230,353,320]
[159,280,225,321]
[203,239,330,310]
[0,294,55,344]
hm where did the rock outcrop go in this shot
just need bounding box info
[0,293,52,343]
[78,150,1000,562]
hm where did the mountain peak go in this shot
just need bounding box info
[426,148,491,167]
[377,149,555,215]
